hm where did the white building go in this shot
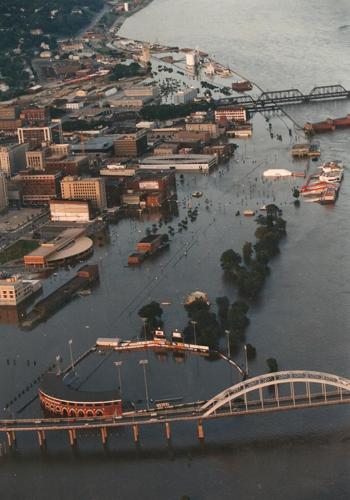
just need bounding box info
[186,51,198,67]
[175,87,198,105]
[0,172,8,213]
[49,200,91,222]
[0,276,42,306]
[139,154,217,173]
[65,101,84,110]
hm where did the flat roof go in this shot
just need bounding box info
[25,228,85,259]
[139,234,162,243]
[48,235,93,262]
[141,154,216,164]
[40,372,120,403]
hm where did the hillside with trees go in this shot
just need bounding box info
[0,0,103,98]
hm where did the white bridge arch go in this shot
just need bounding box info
[201,370,350,417]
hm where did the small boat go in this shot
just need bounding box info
[319,187,338,204]
[243,209,255,216]
[300,181,336,195]
[318,161,343,172]
[263,169,292,178]
[78,289,91,297]
[192,191,203,198]
[319,172,343,183]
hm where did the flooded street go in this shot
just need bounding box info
[1,0,350,498]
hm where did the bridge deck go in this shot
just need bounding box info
[1,391,349,433]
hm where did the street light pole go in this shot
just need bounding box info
[68,339,75,374]
[139,359,150,411]
[190,320,197,345]
[225,330,231,359]
[244,344,249,378]
[114,361,123,396]
[141,317,147,341]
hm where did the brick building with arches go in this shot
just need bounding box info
[39,372,122,418]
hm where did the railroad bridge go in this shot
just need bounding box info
[217,84,350,111]
[1,370,349,451]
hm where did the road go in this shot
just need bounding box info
[1,390,349,434]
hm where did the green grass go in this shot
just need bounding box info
[0,239,40,264]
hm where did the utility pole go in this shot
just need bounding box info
[225,330,231,359]
[139,359,150,411]
[114,361,123,396]
[190,320,197,345]
[68,339,75,375]
[244,344,249,378]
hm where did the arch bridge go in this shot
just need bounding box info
[200,370,350,417]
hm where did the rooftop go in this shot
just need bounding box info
[40,372,120,404]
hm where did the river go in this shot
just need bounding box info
[1,0,350,498]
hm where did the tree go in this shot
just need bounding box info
[220,249,242,272]
[245,343,257,360]
[215,296,230,321]
[292,187,300,199]
[242,242,253,265]
[266,357,278,373]
[110,62,143,81]
[138,301,163,321]
[227,301,250,338]
[184,298,210,318]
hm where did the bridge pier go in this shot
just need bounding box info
[165,422,171,442]
[197,420,205,441]
[6,430,16,448]
[68,428,77,447]
[37,430,46,449]
[132,424,139,444]
[100,426,108,446]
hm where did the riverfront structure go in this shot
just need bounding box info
[23,228,93,268]
[139,154,217,172]
[39,372,122,418]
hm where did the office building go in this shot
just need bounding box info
[60,176,107,211]
[0,106,20,120]
[114,130,148,158]
[17,120,63,147]
[185,122,222,138]
[214,107,247,123]
[0,276,42,306]
[0,143,28,176]
[20,107,50,125]
[14,171,61,205]
[0,172,8,212]
[175,87,198,105]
